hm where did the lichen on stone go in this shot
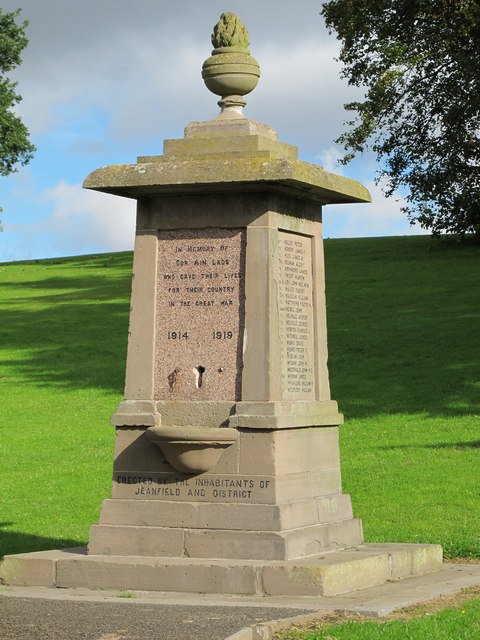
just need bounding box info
[211,12,249,48]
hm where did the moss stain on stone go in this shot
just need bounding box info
[211,12,250,49]
[288,565,325,586]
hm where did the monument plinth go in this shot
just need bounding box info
[0,13,442,597]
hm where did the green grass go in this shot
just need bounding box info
[276,595,480,639]
[0,252,132,556]
[0,235,479,562]
[324,236,480,559]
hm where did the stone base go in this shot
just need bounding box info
[87,518,363,560]
[89,494,362,560]
[0,543,443,598]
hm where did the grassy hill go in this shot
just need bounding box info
[1,236,479,559]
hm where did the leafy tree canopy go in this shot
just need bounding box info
[0,7,35,223]
[321,0,480,239]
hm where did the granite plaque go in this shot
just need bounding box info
[277,231,315,398]
[154,228,246,400]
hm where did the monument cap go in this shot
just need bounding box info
[83,12,371,205]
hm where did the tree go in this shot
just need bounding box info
[321,0,480,239]
[0,8,35,226]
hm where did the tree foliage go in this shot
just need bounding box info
[321,0,480,238]
[0,8,35,183]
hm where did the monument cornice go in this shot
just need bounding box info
[83,154,371,206]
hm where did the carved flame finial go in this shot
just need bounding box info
[202,13,260,117]
[211,12,250,49]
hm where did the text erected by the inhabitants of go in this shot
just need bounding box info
[277,232,315,397]
[114,473,274,503]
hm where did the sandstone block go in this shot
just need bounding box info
[87,525,184,557]
[316,494,354,523]
[112,427,169,473]
[98,496,353,531]
[0,553,56,587]
[366,542,443,579]
[238,427,341,476]
[262,550,392,597]
[0,549,85,588]
[185,519,362,561]
[56,556,257,594]
[275,469,342,502]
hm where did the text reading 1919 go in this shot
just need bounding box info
[213,330,233,339]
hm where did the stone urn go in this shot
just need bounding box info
[202,12,260,113]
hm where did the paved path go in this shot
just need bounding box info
[0,595,310,640]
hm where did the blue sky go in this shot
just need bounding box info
[0,0,424,263]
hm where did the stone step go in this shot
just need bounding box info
[0,543,443,597]
[87,518,363,560]
[98,494,355,531]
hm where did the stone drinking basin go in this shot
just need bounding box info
[146,425,239,474]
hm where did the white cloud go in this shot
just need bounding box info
[107,41,211,143]
[3,182,136,261]
[316,146,345,174]
[323,180,426,238]
[252,39,361,153]
[42,182,136,253]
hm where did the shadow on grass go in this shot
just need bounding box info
[0,253,132,393]
[380,440,480,450]
[0,523,85,559]
[325,236,480,420]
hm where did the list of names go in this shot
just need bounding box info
[277,232,315,398]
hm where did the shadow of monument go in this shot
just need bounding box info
[0,523,84,559]
[379,440,480,451]
[1,253,132,393]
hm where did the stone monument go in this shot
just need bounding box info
[0,13,442,596]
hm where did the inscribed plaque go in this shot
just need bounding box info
[113,472,275,503]
[277,232,315,399]
[154,228,246,400]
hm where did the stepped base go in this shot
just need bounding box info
[0,543,442,597]
[88,518,363,560]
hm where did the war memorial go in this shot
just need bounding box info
[0,13,443,598]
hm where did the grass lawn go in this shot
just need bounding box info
[276,586,480,639]
[0,252,132,556]
[0,235,479,563]
[325,236,480,559]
